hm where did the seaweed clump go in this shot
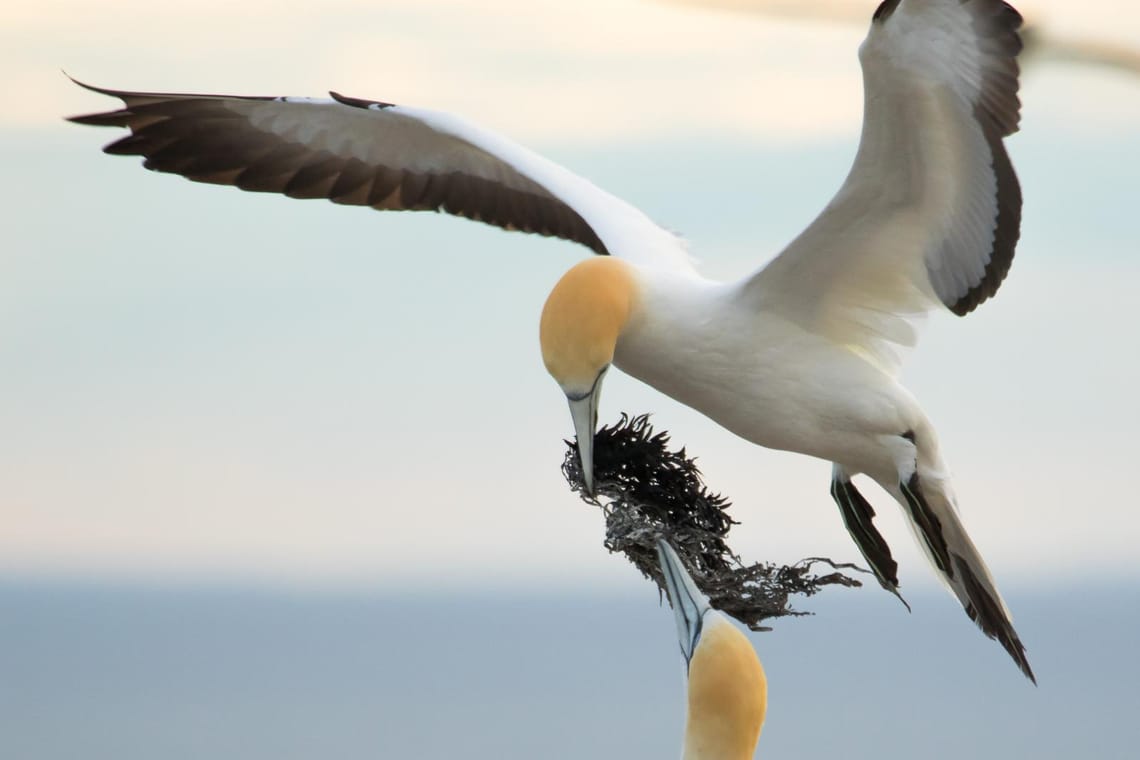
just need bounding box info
[563,414,865,630]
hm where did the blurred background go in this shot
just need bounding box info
[2,0,1138,757]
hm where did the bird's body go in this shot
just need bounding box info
[613,267,911,470]
[71,0,1034,679]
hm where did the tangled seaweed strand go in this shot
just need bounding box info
[563,414,865,630]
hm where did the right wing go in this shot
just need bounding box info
[744,0,1023,371]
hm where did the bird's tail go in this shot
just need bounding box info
[885,468,1036,684]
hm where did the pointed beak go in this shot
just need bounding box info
[656,539,711,668]
[566,369,606,495]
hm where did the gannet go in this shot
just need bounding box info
[69,0,1034,680]
[657,539,767,760]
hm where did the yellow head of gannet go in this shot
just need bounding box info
[657,539,767,760]
[539,257,637,494]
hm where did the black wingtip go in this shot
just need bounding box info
[64,73,132,126]
[329,90,395,110]
[63,72,123,99]
[67,112,127,127]
[62,70,85,89]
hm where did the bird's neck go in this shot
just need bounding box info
[681,616,766,760]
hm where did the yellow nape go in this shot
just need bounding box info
[539,257,638,393]
[684,616,767,760]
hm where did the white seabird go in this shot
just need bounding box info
[70,0,1034,680]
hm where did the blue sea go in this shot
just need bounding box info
[2,579,1136,759]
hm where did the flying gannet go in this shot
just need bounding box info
[657,539,767,760]
[70,0,1034,680]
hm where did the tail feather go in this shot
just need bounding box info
[892,473,1035,683]
[899,473,952,575]
[953,551,1036,684]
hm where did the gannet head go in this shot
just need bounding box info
[540,257,637,495]
[657,539,767,760]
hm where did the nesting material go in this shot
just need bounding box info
[563,414,865,630]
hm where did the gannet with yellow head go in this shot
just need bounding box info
[539,257,638,493]
[70,0,1034,680]
[657,539,766,760]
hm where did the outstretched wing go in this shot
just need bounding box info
[746,0,1023,370]
[68,80,692,273]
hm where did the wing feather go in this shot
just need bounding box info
[746,0,1023,369]
[68,80,692,272]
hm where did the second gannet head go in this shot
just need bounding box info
[657,539,767,760]
[539,257,638,494]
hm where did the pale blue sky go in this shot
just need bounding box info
[1,0,1138,593]
[3,4,1140,758]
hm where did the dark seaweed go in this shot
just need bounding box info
[563,414,865,630]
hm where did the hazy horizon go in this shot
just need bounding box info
[3,578,1136,759]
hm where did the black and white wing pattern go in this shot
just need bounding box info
[68,80,693,272]
[747,0,1023,369]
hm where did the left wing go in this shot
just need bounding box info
[745,0,1023,370]
[68,79,693,273]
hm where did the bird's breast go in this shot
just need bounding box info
[613,286,909,461]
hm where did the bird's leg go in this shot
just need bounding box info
[830,467,910,611]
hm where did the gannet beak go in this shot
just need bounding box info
[567,393,598,495]
[566,368,606,495]
[656,538,710,668]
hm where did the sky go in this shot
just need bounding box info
[2,0,1139,595]
[3,2,1140,758]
